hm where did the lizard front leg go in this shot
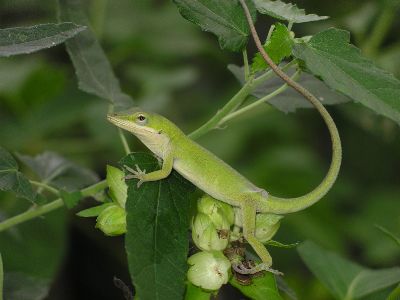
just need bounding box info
[124,151,174,187]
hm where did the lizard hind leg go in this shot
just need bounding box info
[239,202,283,275]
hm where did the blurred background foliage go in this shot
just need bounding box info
[0,0,399,299]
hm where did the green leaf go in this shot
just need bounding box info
[252,23,293,73]
[3,273,50,300]
[106,165,127,208]
[230,273,283,300]
[60,189,82,209]
[0,23,86,57]
[76,203,114,217]
[228,64,349,113]
[298,241,400,300]
[57,0,133,110]
[17,151,98,192]
[253,0,328,24]
[172,0,256,52]
[0,147,35,202]
[265,240,299,248]
[185,282,212,300]
[0,253,3,300]
[292,28,400,125]
[120,153,195,300]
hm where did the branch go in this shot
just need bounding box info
[0,180,108,232]
[239,0,342,213]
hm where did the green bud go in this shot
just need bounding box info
[192,213,229,251]
[96,204,127,236]
[197,195,234,228]
[233,210,283,243]
[106,165,128,208]
[255,214,283,243]
[187,251,231,290]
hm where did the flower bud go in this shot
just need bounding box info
[96,204,127,236]
[255,214,283,243]
[192,213,229,251]
[106,165,128,208]
[187,251,231,290]
[233,210,283,243]
[197,195,234,228]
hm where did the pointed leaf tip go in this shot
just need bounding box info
[253,0,328,24]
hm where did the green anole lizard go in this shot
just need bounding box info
[107,101,341,274]
[107,0,342,275]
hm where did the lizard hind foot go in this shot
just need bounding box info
[232,262,283,276]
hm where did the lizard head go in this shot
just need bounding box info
[107,109,183,143]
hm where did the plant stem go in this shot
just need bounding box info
[118,128,131,155]
[91,0,108,38]
[243,49,250,82]
[363,2,396,57]
[266,24,275,41]
[108,104,131,154]
[30,180,59,196]
[220,70,300,125]
[239,0,342,213]
[188,60,297,140]
[253,60,296,86]
[0,180,108,232]
[188,78,255,140]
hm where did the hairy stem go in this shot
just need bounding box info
[0,180,108,232]
[239,0,342,213]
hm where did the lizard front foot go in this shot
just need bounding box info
[124,164,147,187]
[232,262,283,276]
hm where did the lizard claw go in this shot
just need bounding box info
[136,179,144,188]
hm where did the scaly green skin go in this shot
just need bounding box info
[107,108,341,272]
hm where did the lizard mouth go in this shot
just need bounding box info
[107,114,157,135]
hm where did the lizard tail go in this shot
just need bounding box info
[239,0,342,214]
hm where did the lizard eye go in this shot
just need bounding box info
[136,114,147,125]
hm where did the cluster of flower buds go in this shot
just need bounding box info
[188,194,284,290]
[191,194,234,251]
